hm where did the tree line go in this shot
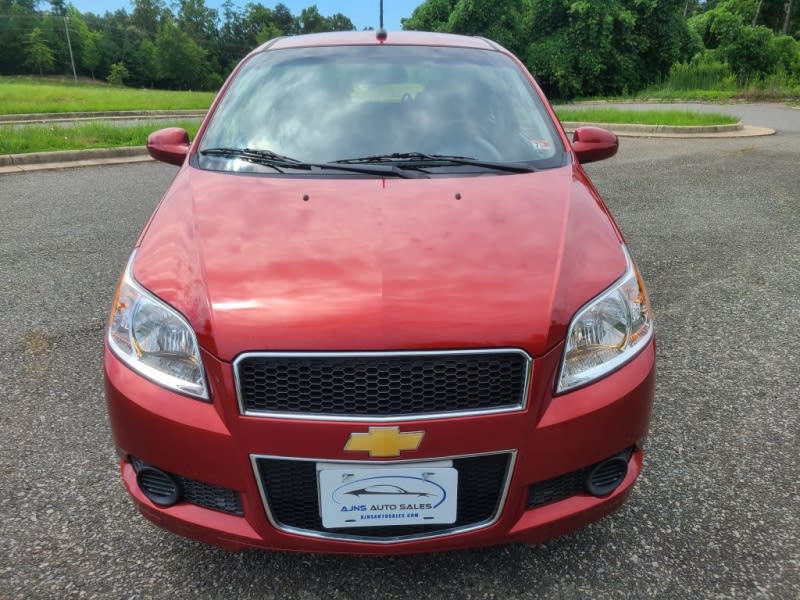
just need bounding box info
[2,0,799,98]
[402,0,799,99]
[0,0,356,89]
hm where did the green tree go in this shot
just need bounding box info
[39,12,70,75]
[106,61,129,84]
[405,0,693,99]
[155,20,210,89]
[134,38,158,86]
[298,5,326,33]
[0,0,41,75]
[25,27,55,75]
[690,1,800,79]
[255,22,283,44]
[402,0,458,30]
[49,0,66,16]
[772,33,800,71]
[177,0,218,48]
[700,0,798,34]
[272,3,297,34]
[81,30,102,78]
[131,0,164,39]
[94,10,129,78]
[724,24,778,75]
[243,3,280,41]
[218,1,249,72]
[446,0,526,56]
[327,13,356,31]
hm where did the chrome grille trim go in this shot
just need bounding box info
[249,450,517,544]
[233,349,532,421]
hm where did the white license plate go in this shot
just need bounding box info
[317,463,458,528]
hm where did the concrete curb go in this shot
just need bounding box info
[0,146,151,174]
[0,110,206,125]
[563,123,776,138]
[561,120,742,134]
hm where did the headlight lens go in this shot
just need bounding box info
[107,251,209,400]
[557,245,653,393]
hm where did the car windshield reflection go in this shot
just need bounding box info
[198,45,564,174]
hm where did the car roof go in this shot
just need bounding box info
[256,30,500,53]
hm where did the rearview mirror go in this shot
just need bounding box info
[147,128,190,166]
[571,127,618,164]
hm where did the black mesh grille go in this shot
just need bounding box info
[526,447,634,509]
[179,477,243,515]
[130,457,243,516]
[527,466,591,508]
[256,453,511,538]
[237,352,528,417]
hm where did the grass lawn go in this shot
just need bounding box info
[1,103,739,156]
[0,121,201,154]
[555,107,739,126]
[629,85,800,103]
[632,89,738,102]
[0,77,214,115]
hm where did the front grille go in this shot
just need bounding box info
[255,453,512,539]
[236,351,529,418]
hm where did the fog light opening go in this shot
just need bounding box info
[585,455,629,497]
[135,464,181,507]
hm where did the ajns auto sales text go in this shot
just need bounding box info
[341,503,433,514]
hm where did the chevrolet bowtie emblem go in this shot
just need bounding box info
[344,427,425,458]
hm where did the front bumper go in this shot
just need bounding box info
[104,340,655,554]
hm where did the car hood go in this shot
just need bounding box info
[133,166,625,361]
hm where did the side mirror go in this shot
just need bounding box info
[147,128,190,166]
[571,126,618,164]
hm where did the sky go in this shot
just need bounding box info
[68,0,425,31]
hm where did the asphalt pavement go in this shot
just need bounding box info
[0,104,798,598]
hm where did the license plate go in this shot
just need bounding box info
[317,462,458,528]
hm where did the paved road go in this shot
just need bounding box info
[1,104,798,598]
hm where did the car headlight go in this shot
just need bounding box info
[557,245,653,393]
[107,251,209,400]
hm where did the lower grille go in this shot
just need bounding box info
[526,447,634,508]
[180,477,243,515]
[527,467,589,508]
[255,453,512,540]
[131,457,243,515]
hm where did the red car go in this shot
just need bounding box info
[104,31,655,554]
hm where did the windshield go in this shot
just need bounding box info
[197,45,565,175]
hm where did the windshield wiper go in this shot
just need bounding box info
[200,147,303,172]
[199,147,426,178]
[201,147,303,163]
[333,152,535,174]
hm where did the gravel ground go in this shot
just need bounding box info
[0,103,798,599]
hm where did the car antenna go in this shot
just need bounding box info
[376,0,387,43]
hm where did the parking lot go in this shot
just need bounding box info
[1,104,798,598]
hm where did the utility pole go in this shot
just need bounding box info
[64,15,78,84]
